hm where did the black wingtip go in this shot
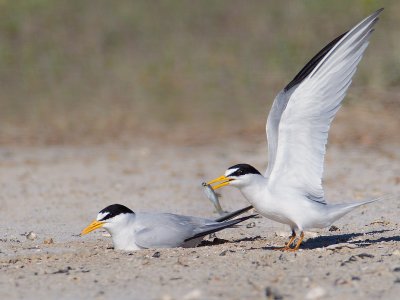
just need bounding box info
[284,8,383,93]
[184,214,257,243]
[234,214,258,223]
[284,31,347,92]
[215,205,254,222]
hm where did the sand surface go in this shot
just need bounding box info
[0,139,399,299]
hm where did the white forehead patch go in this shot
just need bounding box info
[225,168,238,177]
[97,211,109,221]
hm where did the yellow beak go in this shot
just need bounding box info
[207,175,232,190]
[81,220,105,236]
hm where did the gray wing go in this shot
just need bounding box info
[265,90,293,178]
[134,213,208,248]
[184,214,256,242]
[267,9,382,203]
[265,18,356,178]
[134,212,255,248]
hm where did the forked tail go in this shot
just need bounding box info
[326,195,391,224]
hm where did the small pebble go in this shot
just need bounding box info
[152,251,161,258]
[328,225,340,232]
[219,250,235,256]
[326,243,357,250]
[370,219,390,226]
[335,278,349,285]
[357,253,374,259]
[43,238,54,244]
[52,266,72,274]
[340,256,358,266]
[305,286,326,299]
[274,232,289,238]
[26,232,37,241]
[246,222,256,228]
[182,289,202,300]
[177,257,189,267]
[265,286,283,300]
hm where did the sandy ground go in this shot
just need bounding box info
[0,138,399,300]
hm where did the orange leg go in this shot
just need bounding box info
[284,231,304,252]
[274,230,296,251]
[285,230,297,248]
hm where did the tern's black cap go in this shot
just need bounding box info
[98,204,134,221]
[227,164,261,176]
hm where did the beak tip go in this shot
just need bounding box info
[80,220,104,236]
[207,175,231,190]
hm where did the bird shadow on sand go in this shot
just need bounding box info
[199,229,399,250]
[199,235,265,247]
[261,228,398,250]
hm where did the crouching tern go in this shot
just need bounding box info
[207,9,384,251]
[81,204,255,251]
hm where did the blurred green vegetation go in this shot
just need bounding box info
[0,0,399,144]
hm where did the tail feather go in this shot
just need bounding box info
[327,195,390,223]
[184,214,257,242]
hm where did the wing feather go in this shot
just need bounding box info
[266,9,382,203]
[265,32,348,178]
[134,213,205,248]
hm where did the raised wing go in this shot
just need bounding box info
[265,33,346,178]
[267,9,382,203]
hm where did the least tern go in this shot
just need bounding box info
[81,204,255,250]
[208,9,383,251]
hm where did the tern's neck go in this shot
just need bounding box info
[105,214,141,251]
[239,175,269,204]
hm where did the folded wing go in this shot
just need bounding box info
[134,213,207,248]
[134,212,255,248]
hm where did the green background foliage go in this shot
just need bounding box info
[0,0,398,144]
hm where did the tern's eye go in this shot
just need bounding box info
[236,169,243,176]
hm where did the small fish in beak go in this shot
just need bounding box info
[202,182,228,216]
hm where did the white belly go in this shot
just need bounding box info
[112,236,143,251]
[252,199,298,228]
[241,187,329,230]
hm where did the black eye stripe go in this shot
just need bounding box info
[98,204,134,221]
[228,164,261,176]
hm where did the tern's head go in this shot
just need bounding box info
[81,204,135,235]
[207,164,262,190]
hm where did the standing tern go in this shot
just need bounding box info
[81,204,255,250]
[207,9,384,251]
